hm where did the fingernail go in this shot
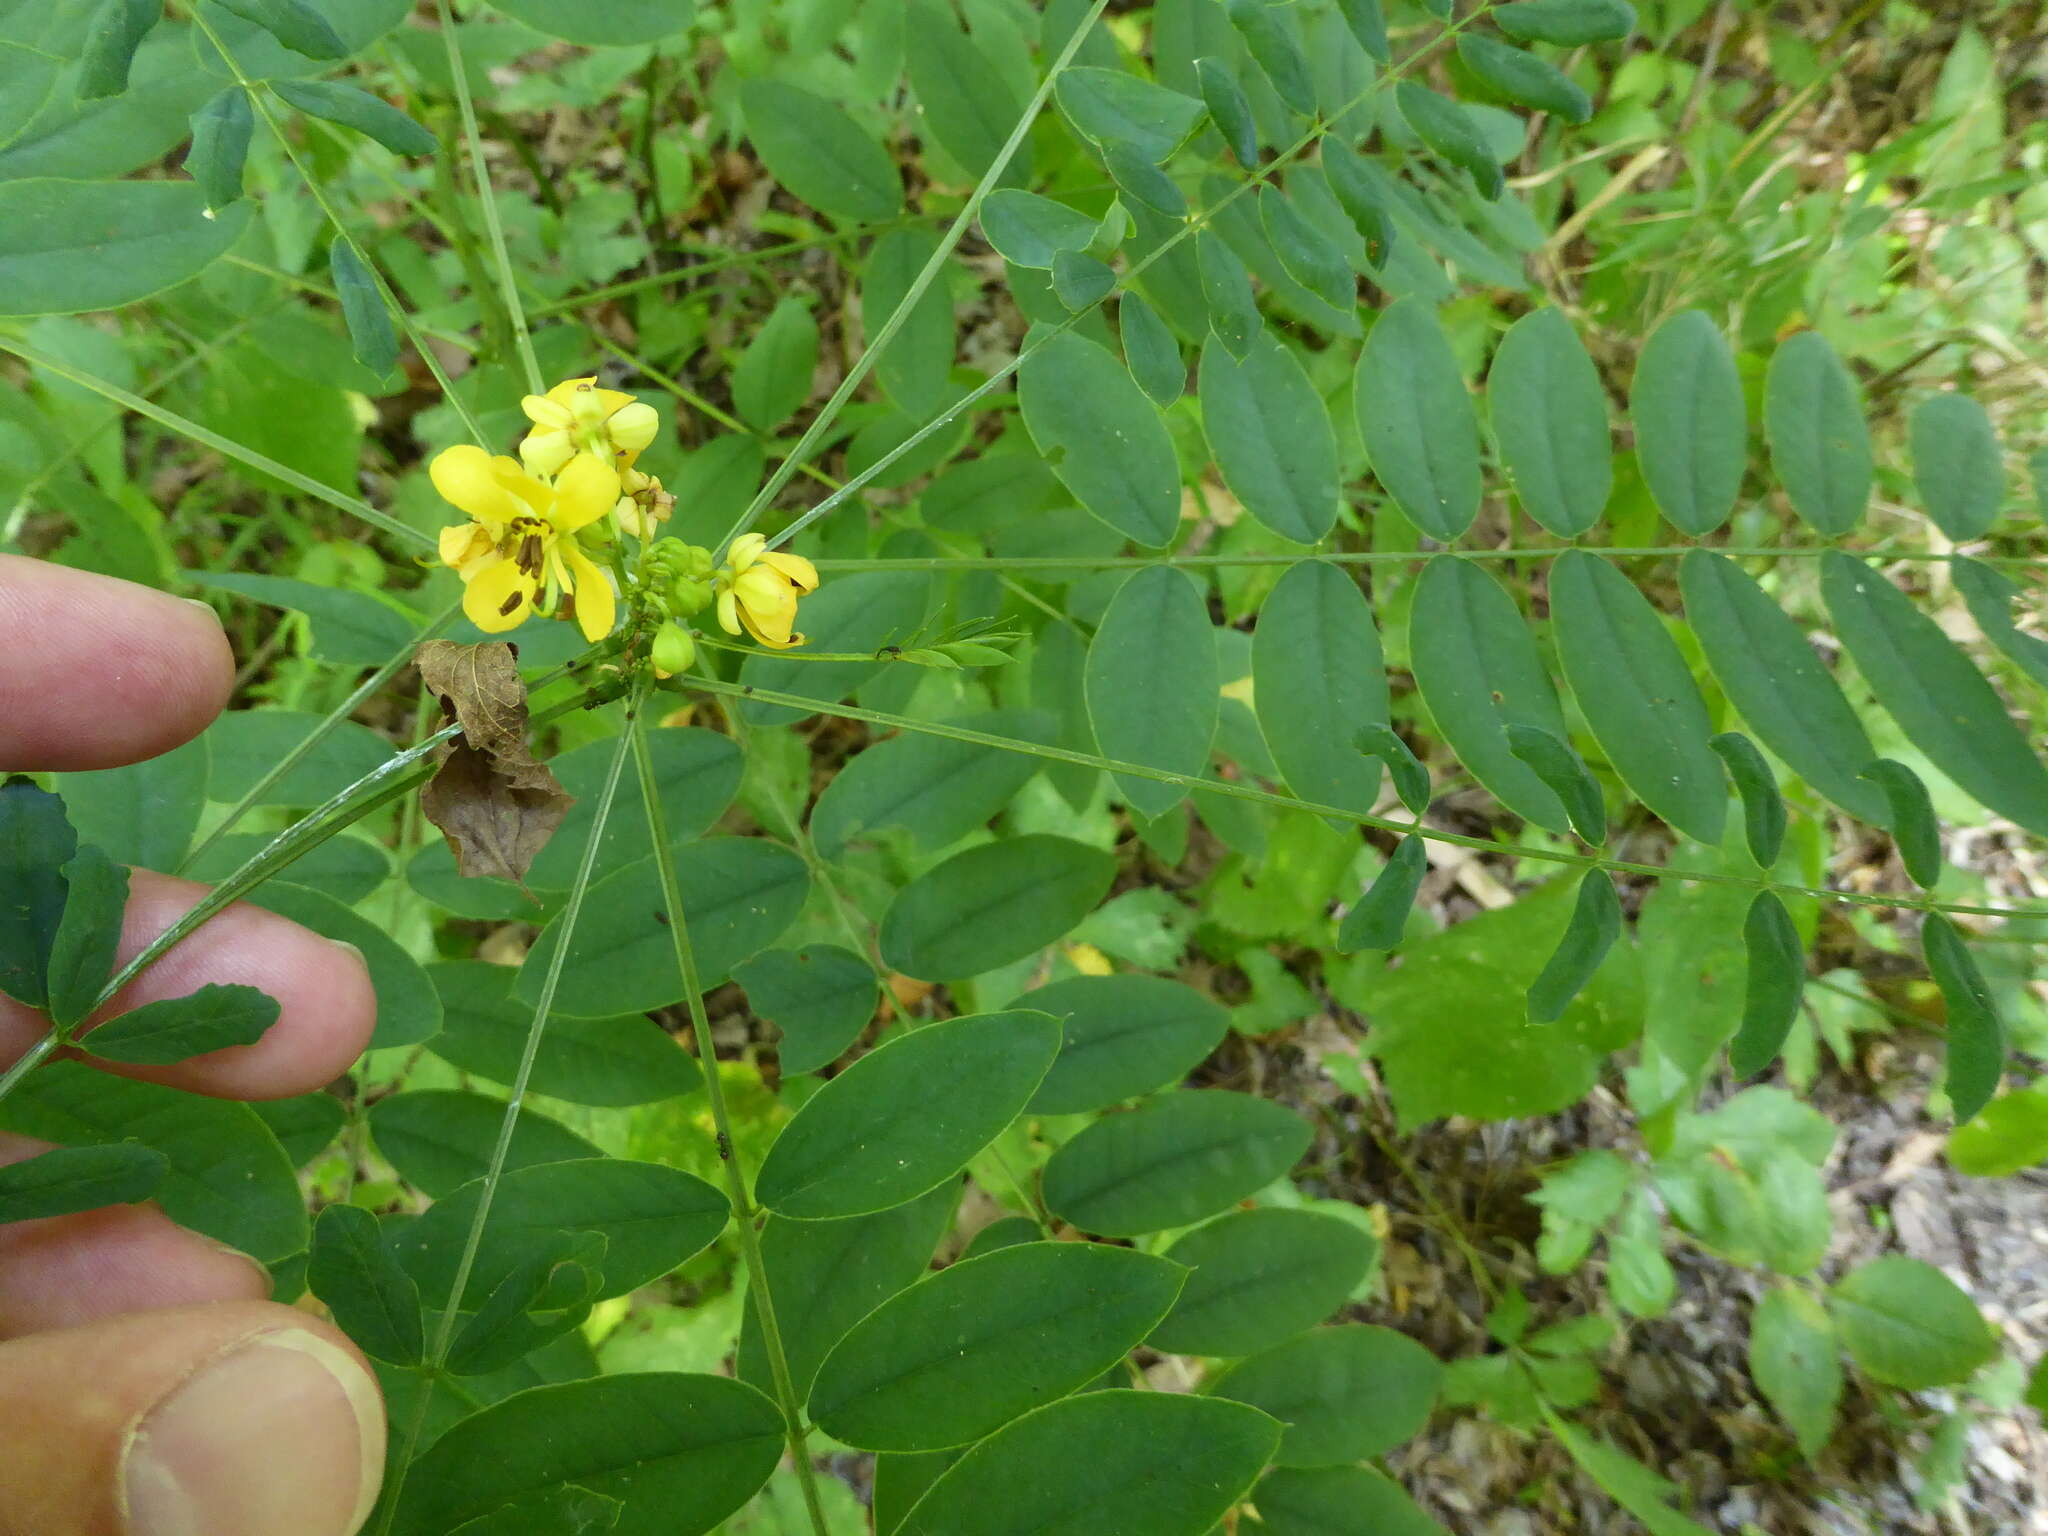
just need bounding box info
[180,598,225,628]
[326,938,369,971]
[201,1237,276,1297]
[122,1328,383,1536]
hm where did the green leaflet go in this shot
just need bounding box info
[1408,556,1571,830]
[271,77,434,155]
[80,982,281,1065]
[754,1011,1061,1219]
[1858,759,1942,888]
[1908,393,2003,540]
[1197,57,1257,165]
[211,0,346,59]
[980,189,1098,269]
[731,296,819,431]
[1355,723,1431,816]
[1922,915,2004,1126]
[77,0,162,100]
[1549,550,1726,844]
[1085,566,1220,819]
[329,235,397,377]
[43,844,127,1030]
[1018,329,1181,546]
[308,1203,424,1366]
[1260,185,1354,310]
[0,780,77,1010]
[904,0,1031,183]
[1394,82,1504,199]
[1494,0,1639,45]
[1762,330,1871,537]
[896,1392,1280,1536]
[1680,551,1888,825]
[1020,973,1231,1115]
[1749,1287,1841,1462]
[391,1374,780,1536]
[809,1243,1185,1451]
[1055,66,1206,162]
[1356,297,1482,540]
[1827,1255,1997,1389]
[1526,871,1621,1023]
[1729,891,1804,1080]
[1254,560,1388,815]
[863,226,956,422]
[1486,306,1612,537]
[186,86,251,211]
[1456,35,1593,123]
[1821,550,2048,838]
[1042,1090,1312,1237]
[1628,309,1746,536]
[1208,1324,1442,1466]
[1051,247,1115,310]
[0,179,253,318]
[1709,732,1787,868]
[879,837,1115,980]
[1152,1208,1378,1357]
[1335,835,1426,954]
[1201,333,1340,543]
[1250,1466,1449,1536]
[0,1143,167,1225]
[1506,724,1606,845]
[1119,291,1185,406]
[739,79,902,222]
[1334,0,1390,62]
[733,944,878,1076]
[1321,142,1397,268]
[1198,230,1260,359]
[1225,0,1315,116]
[1952,557,2048,690]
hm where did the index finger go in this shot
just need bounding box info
[0,556,233,771]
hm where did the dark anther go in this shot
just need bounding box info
[498,590,524,617]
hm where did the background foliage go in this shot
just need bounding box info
[2,0,2047,1531]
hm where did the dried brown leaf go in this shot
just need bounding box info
[415,641,573,886]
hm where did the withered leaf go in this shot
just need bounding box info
[415,641,573,887]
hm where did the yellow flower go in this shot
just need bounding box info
[715,532,818,649]
[518,376,660,477]
[430,444,620,642]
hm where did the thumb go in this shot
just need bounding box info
[0,1301,384,1536]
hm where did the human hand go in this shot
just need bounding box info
[0,556,385,1536]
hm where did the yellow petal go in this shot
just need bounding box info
[759,549,818,593]
[716,587,742,637]
[519,429,575,478]
[551,453,622,533]
[560,543,616,642]
[546,377,597,406]
[593,387,637,417]
[430,445,521,527]
[438,523,489,569]
[462,558,537,633]
[520,394,573,429]
[606,401,658,454]
[726,532,767,573]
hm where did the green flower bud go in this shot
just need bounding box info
[669,573,714,618]
[651,620,696,678]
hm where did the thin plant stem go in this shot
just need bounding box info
[375,709,637,1531]
[717,0,1118,554]
[630,706,834,1536]
[186,9,487,446]
[673,675,2040,924]
[0,339,434,552]
[178,600,463,875]
[434,0,544,396]
[798,544,2046,572]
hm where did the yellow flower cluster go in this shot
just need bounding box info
[429,374,820,661]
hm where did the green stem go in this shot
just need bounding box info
[798,544,2044,572]
[0,339,433,552]
[177,600,462,876]
[434,0,544,396]
[630,705,833,1536]
[716,0,1117,553]
[673,674,2038,924]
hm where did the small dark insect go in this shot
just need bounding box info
[742,685,755,696]
[876,643,903,659]
[716,1132,733,1162]
[653,910,670,925]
